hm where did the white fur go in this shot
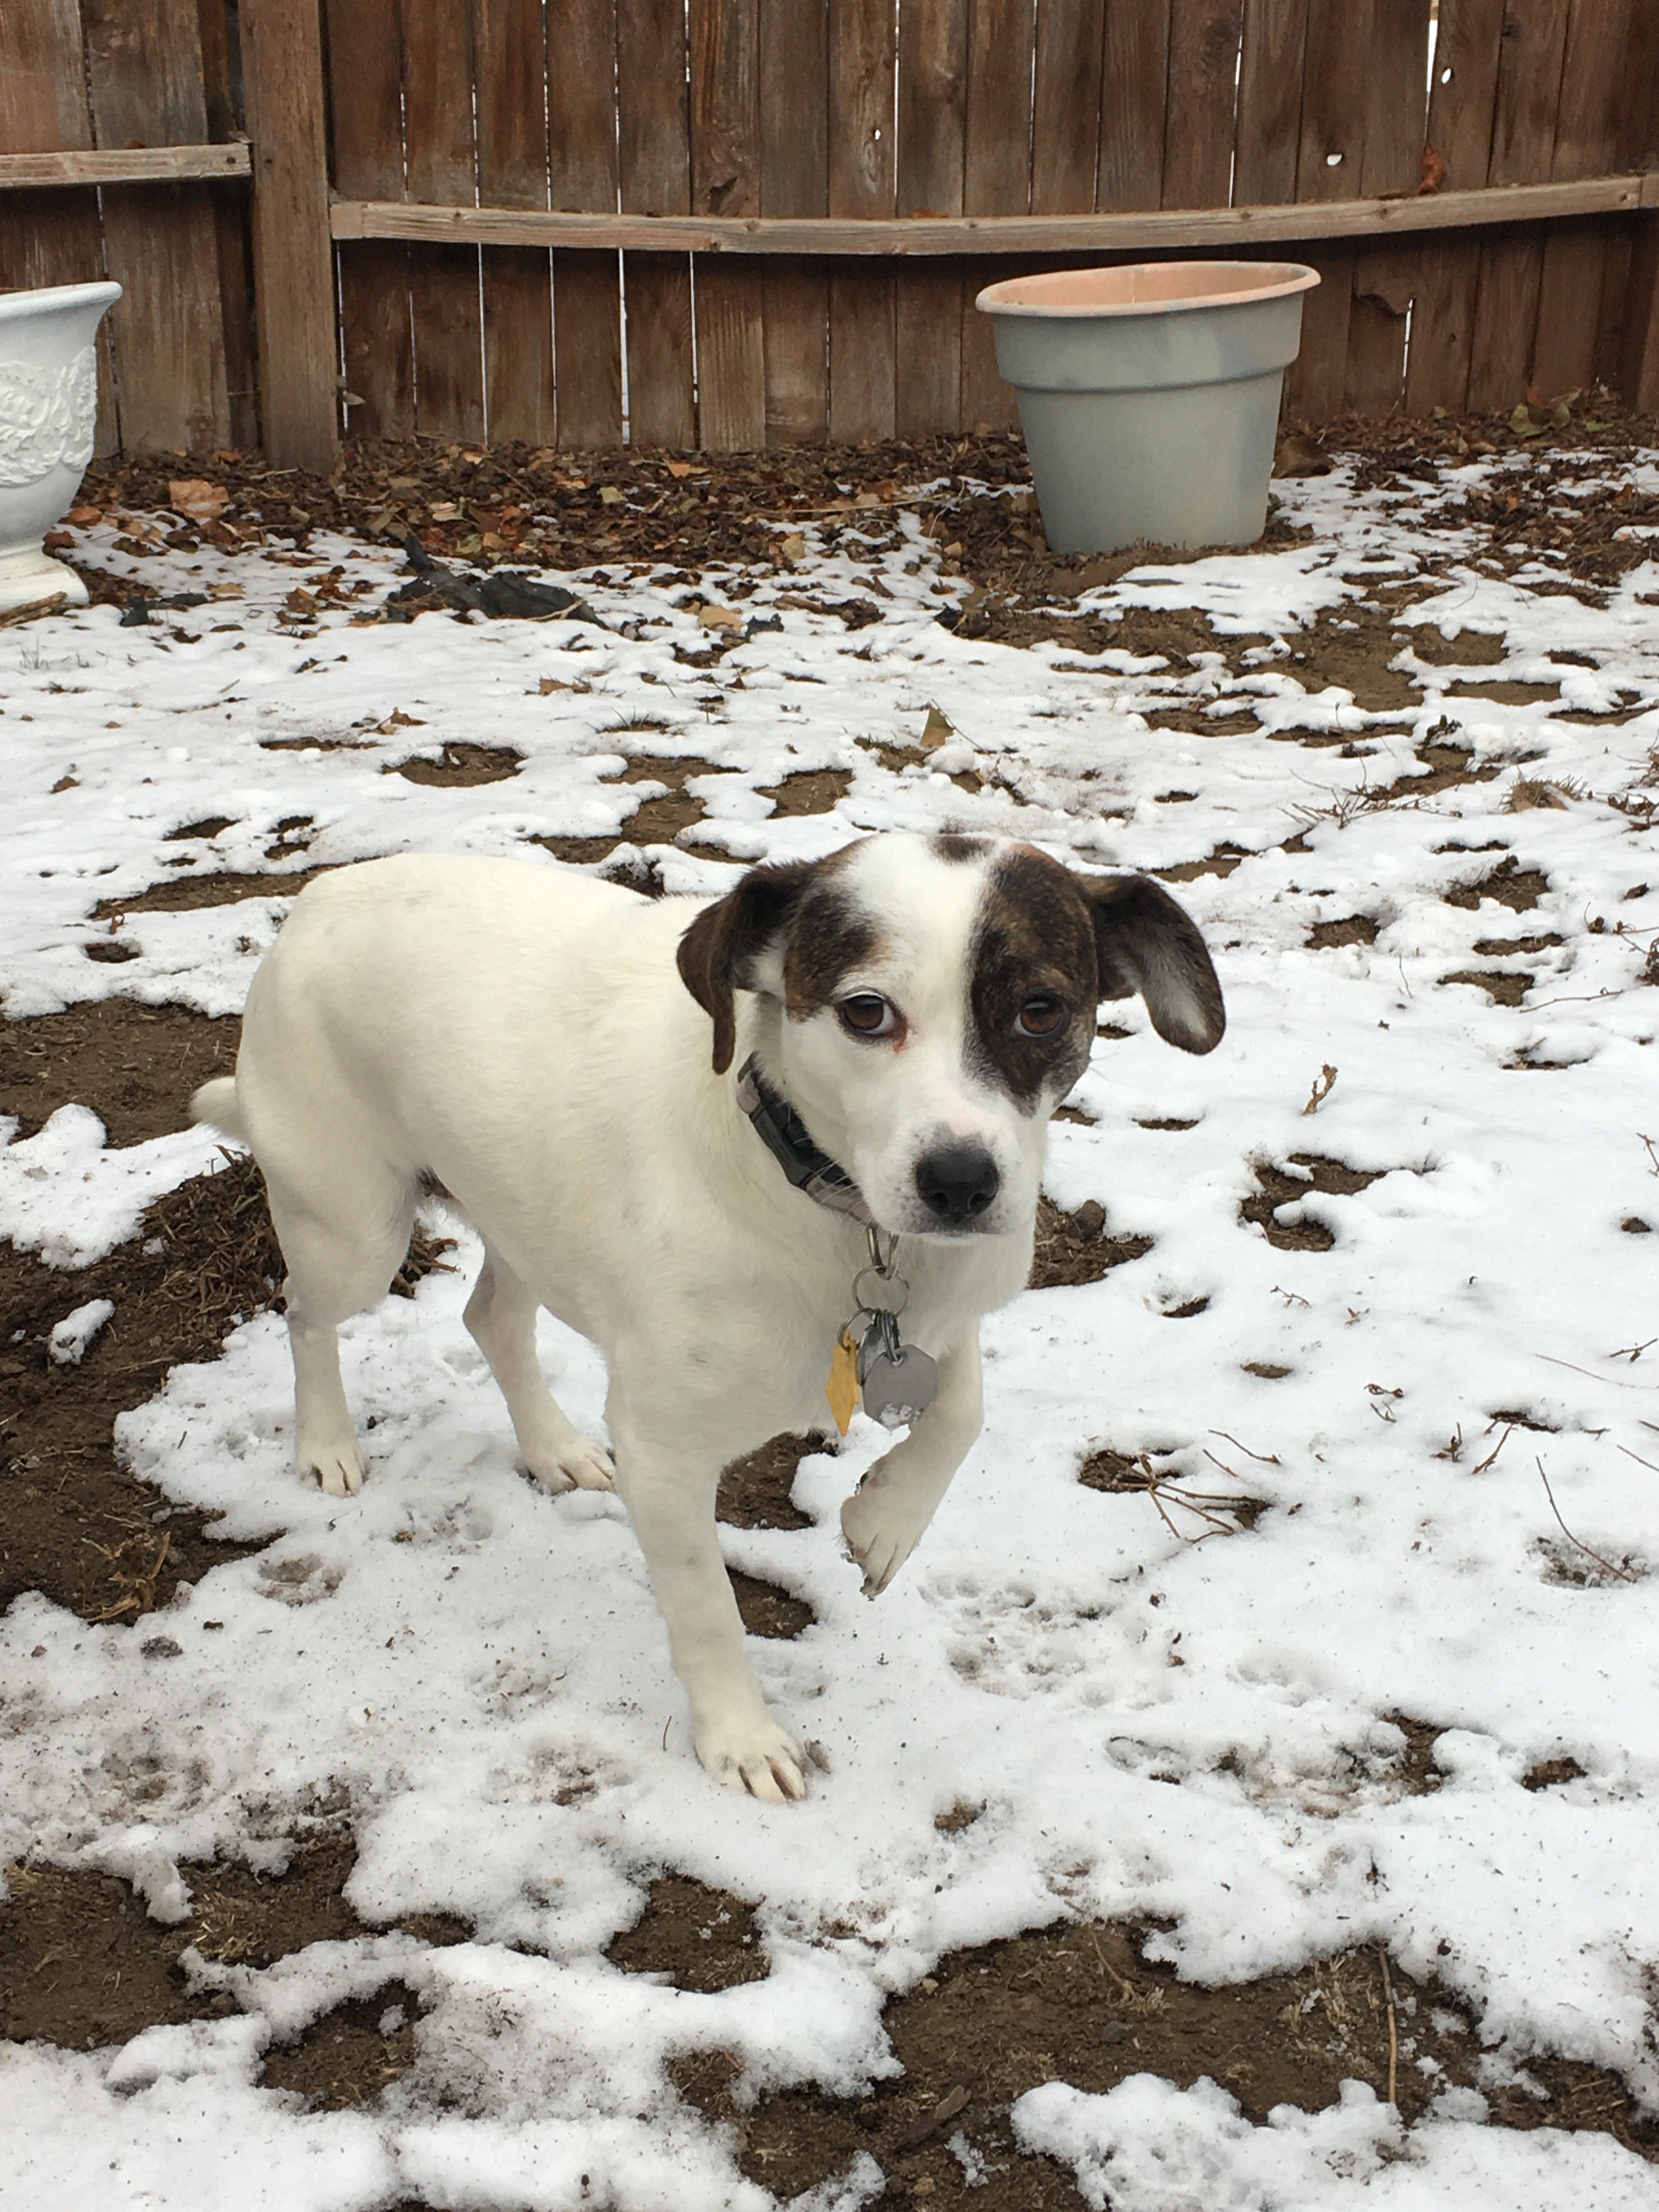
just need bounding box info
[192,838,1059,1803]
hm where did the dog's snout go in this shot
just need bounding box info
[915,1142,1000,1227]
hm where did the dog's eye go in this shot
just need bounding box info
[839,994,898,1039]
[1017,996,1067,1038]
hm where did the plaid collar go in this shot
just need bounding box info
[735,1054,873,1227]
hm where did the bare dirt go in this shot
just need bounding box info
[9,407,1659,2196]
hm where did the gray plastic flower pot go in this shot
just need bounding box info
[974,261,1320,555]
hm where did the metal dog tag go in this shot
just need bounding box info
[857,1311,938,1431]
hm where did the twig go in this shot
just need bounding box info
[1302,1064,1338,1115]
[1617,1443,1659,1476]
[1539,1353,1650,1391]
[1209,1429,1282,1466]
[1537,1458,1637,1584]
[1640,1133,1659,1177]
[1607,1338,1657,1364]
[1378,1949,1399,2108]
[1470,1422,1514,1476]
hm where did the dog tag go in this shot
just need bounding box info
[858,1336,938,1431]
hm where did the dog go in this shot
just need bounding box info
[191,833,1223,1801]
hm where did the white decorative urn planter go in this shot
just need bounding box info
[0,279,121,613]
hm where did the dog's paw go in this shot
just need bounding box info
[693,1712,808,1804]
[300,1440,365,1498]
[526,1432,616,1494]
[840,1476,928,1598]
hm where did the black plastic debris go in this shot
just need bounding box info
[380,538,605,624]
[119,590,210,627]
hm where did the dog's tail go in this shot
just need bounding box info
[190,1076,249,1143]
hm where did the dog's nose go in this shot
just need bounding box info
[915,1143,1000,1227]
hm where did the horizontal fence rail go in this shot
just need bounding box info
[330,171,1659,256]
[5,0,1659,460]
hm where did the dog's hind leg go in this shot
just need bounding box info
[266,1173,415,1498]
[464,1246,614,1492]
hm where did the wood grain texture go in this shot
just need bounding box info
[475,0,554,448]
[691,0,764,443]
[696,256,767,445]
[1235,0,1309,206]
[760,0,828,444]
[1341,0,1429,411]
[622,0,695,446]
[1531,0,1629,400]
[1032,0,1104,213]
[1406,0,1504,409]
[333,172,1654,251]
[629,254,698,445]
[0,142,248,182]
[828,0,895,442]
[402,0,483,444]
[960,257,1021,431]
[962,0,1035,430]
[1468,0,1570,410]
[78,0,228,452]
[1097,0,1170,210]
[326,0,413,439]
[1163,0,1243,209]
[241,0,338,466]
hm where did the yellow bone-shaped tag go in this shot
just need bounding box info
[825,1326,860,1436]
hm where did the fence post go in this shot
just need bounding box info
[239,0,338,470]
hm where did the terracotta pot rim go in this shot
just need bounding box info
[975,261,1321,319]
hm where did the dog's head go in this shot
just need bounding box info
[677,832,1223,1239]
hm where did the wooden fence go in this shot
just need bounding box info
[3,0,1659,466]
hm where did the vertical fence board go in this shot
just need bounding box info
[550,0,622,448]
[895,0,967,435]
[622,0,696,447]
[402,0,483,444]
[198,0,258,449]
[1032,0,1105,213]
[760,0,827,443]
[1163,0,1243,208]
[828,0,896,442]
[240,0,338,467]
[1402,0,1503,409]
[1284,0,1374,414]
[474,0,554,449]
[1530,0,1630,401]
[1342,0,1430,414]
[0,0,117,452]
[1097,0,1171,210]
[691,0,765,445]
[1466,0,1569,411]
[325,0,413,441]
[1235,0,1308,205]
[1612,0,1659,405]
[80,0,229,452]
[961,0,1035,430]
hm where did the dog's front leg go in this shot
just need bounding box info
[840,1331,984,1597]
[610,1407,807,1803]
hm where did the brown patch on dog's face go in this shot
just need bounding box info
[782,874,881,1022]
[968,849,1099,1107]
[933,832,991,866]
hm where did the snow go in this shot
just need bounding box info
[3,453,1659,2208]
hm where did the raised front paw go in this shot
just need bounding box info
[840,1473,930,1598]
[693,1709,808,1803]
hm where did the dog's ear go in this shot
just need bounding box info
[676,861,818,1074]
[1075,873,1226,1054]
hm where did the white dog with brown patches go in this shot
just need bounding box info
[193,833,1223,1801]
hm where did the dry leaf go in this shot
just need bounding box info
[66,505,102,526]
[1417,144,1448,195]
[599,484,625,506]
[664,459,696,478]
[380,708,425,729]
[537,676,569,695]
[427,500,461,522]
[168,477,229,523]
[697,604,743,631]
[776,532,806,563]
[922,706,955,746]
[208,582,244,599]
